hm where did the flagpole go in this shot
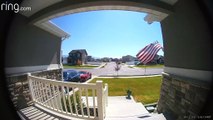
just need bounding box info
[144,63,146,75]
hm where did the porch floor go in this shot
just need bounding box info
[18,96,166,120]
[105,96,166,120]
[18,106,66,120]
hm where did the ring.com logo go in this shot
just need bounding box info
[1,1,31,13]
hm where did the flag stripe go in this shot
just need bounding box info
[139,46,158,61]
[136,45,148,56]
[141,43,162,64]
[137,43,154,59]
[140,44,160,63]
[143,45,162,64]
[136,42,163,64]
[138,44,157,62]
[136,44,151,57]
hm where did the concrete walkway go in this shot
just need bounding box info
[105,96,166,120]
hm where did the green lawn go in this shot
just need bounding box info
[63,64,98,69]
[90,76,162,104]
[135,64,164,68]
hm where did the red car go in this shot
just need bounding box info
[78,71,92,82]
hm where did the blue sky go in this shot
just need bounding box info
[51,10,164,58]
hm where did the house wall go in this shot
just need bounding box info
[4,14,63,110]
[5,14,61,74]
[158,0,213,119]
[82,53,87,65]
[161,0,212,71]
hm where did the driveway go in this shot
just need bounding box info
[64,62,163,76]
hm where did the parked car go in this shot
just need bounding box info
[78,71,92,82]
[63,70,81,82]
[134,60,141,65]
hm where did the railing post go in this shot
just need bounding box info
[105,83,108,107]
[96,81,104,120]
[27,73,35,102]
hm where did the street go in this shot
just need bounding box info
[65,62,163,77]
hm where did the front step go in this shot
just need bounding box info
[105,96,149,119]
[141,113,166,120]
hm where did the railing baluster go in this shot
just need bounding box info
[34,80,39,102]
[38,81,43,104]
[73,87,78,116]
[48,83,54,109]
[41,81,45,104]
[85,88,90,118]
[44,82,51,108]
[27,74,35,102]
[41,82,47,106]
[66,86,73,115]
[41,82,45,104]
[79,88,84,117]
[54,84,60,111]
[52,84,59,111]
[50,84,55,109]
[35,81,39,102]
[62,86,68,113]
[57,85,63,112]
[92,89,96,117]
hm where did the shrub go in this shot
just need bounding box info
[61,93,83,113]
[61,93,98,116]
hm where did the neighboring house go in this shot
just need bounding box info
[68,49,88,65]
[87,55,95,62]
[148,54,160,64]
[101,57,111,62]
[157,55,164,64]
[150,55,164,64]
[136,55,164,65]
[62,56,68,64]
[122,55,136,63]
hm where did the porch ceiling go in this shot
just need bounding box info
[19,0,63,17]
[20,0,178,18]
[18,0,178,37]
[20,0,178,24]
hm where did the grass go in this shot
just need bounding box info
[135,64,164,68]
[89,76,162,104]
[63,64,98,69]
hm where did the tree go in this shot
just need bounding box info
[114,62,121,76]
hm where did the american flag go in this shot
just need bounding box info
[136,41,163,64]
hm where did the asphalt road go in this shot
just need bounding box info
[65,62,163,77]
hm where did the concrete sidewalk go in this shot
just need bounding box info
[94,63,107,69]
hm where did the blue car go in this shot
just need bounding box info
[63,70,81,82]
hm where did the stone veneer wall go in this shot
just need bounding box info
[31,69,62,80]
[6,69,62,110]
[157,72,211,120]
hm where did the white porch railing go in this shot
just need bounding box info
[27,73,108,120]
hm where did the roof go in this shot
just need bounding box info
[35,21,70,39]
[19,0,70,39]
[69,49,88,55]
